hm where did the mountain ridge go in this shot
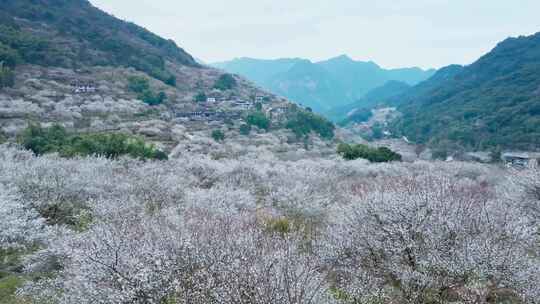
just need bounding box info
[391,32,540,152]
[0,0,199,84]
[211,56,436,113]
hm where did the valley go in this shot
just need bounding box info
[0,1,539,304]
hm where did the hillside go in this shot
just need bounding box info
[0,0,198,84]
[317,55,431,99]
[391,32,540,152]
[211,55,435,114]
[327,80,411,122]
[0,0,337,157]
[386,64,464,107]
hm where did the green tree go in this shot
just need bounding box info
[128,76,150,93]
[286,110,335,139]
[211,130,225,142]
[246,112,270,130]
[19,124,167,160]
[337,143,402,163]
[239,124,251,136]
[0,42,20,68]
[127,76,167,106]
[214,74,237,90]
[194,92,207,102]
[165,75,176,87]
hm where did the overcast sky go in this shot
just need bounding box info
[90,0,540,69]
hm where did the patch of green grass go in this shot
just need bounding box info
[0,249,24,273]
[0,275,25,304]
[266,217,291,235]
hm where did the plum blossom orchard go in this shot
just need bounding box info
[0,145,538,303]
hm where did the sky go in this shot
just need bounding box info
[90,0,540,69]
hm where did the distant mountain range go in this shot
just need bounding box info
[212,55,435,113]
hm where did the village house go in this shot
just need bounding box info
[233,100,253,110]
[266,105,289,120]
[71,81,97,94]
[175,110,242,122]
[502,152,540,168]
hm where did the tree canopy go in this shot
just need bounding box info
[19,124,167,160]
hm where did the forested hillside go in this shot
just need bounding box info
[391,32,540,152]
[0,0,198,85]
[327,80,411,122]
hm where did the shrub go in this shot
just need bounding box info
[239,124,251,136]
[211,130,225,142]
[140,90,166,106]
[286,110,335,139]
[246,112,270,131]
[194,92,207,102]
[19,124,167,160]
[266,218,291,235]
[127,76,167,106]
[0,42,21,68]
[165,75,176,87]
[214,74,237,90]
[337,143,402,162]
[127,76,150,93]
[0,65,15,88]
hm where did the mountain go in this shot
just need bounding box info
[0,0,334,153]
[211,55,435,113]
[391,32,540,152]
[327,80,411,122]
[0,0,198,84]
[386,64,464,107]
[266,59,348,112]
[212,57,304,86]
[317,55,431,99]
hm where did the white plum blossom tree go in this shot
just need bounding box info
[0,145,536,304]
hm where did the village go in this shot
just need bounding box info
[173,92,292,124]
